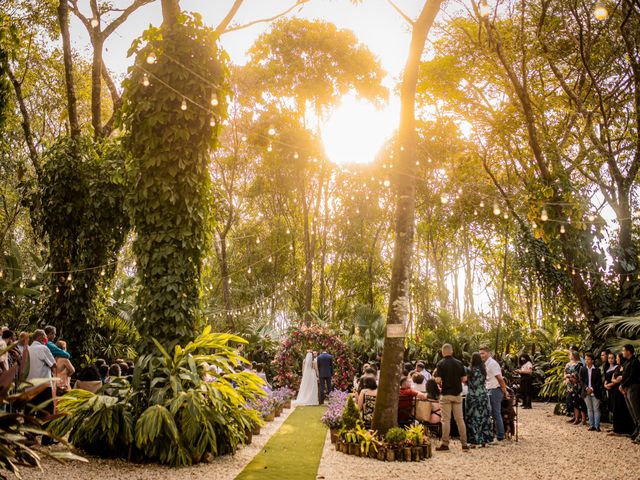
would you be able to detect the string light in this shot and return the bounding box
[210,93,219,107]
[541,209,549,222]
[560,224,566,234]
[142,74,150,87]
[440,194,449,204]
[146,52,157,64]
[294,152,299,159]
[241,135,248,142]
[383,180,391,187]
[268,125,276,136]
[588,213,596,222]
[267,143,273,152]
[209,117,216,127]
[480,201,485,208]
[181,98,187,111]
[594,1,608,20]
[493,203,501,216]
[90,18,99,28]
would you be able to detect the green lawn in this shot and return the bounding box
[235,406,327,480]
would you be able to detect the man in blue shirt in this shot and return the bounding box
[44,325,70,359]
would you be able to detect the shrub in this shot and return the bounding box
[321,390,348,429]
[384,427,406,446]
[51,327,265,466]
[342,394,360,430]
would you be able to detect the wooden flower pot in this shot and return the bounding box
[403,447,412,462]
[377,449,386,461]
[330,429,339,444]
[252,425,261,436]
[386,449,395,462]
[265,411,275,422]
[284,399,292,409]
[422,443,431,459]
[412,446,422,461]
[348,443,357,455]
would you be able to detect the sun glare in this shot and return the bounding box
[321,94,398,165]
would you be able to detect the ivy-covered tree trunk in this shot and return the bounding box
[122,14,228,352]
[372,0,442,435]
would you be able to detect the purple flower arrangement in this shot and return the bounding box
[321,390,349,429]
[271,387,294,406]
[247,395,279,419]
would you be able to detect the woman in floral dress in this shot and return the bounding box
[465,352,494,447]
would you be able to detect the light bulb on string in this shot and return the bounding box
[181,98,187,111]
[67,274,72,282]
[90,18,99,28]
[560,224,566,234]
[503,212,508,219]
[480,201,485,208]
[286,229,290,234]
[267,143,273,152]
[416,161,420,166]
[100,269,105,277]
[474,209,478,216]
[588,213,596,222]
[210,93,219,107]
[268,125,276,136]
[540,208,549,222]
[31,274,36,281]
[256,238,260,244]
[532,222,537,230]
[383,179,391,187]
[479,0,491,18]
[209,117,216,127]
[142,74,150,87]
[146,52,157,64]
[571,268,576,275]
[294,152,299,159]
[440,194,449,205]
[594,1,608,20]
[241,135,248,142]
[493,203,501,216]
[247,267,252,274]
[524,247,529,253]
[541,256,545,263]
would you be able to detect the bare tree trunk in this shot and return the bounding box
[372,0,442,435]
[494,224,509,354]
[57,0,80,138]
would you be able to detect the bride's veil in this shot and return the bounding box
[303,351,314,373]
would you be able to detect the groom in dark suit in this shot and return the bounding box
[316,350,334,404]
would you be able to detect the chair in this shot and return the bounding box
[398,394,416,427]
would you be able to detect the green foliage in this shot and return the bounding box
[384,427,406,446]
[51,327,265,466]
[29,136,128,356]
[121,13,230,352]
[404,424,425,446]
[342,394,360,430]
[0,349,86,478]
[597,315,640,352]
[539,348,570,401]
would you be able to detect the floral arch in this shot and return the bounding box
[272,325,355,391]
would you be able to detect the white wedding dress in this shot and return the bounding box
[294,352,319,406]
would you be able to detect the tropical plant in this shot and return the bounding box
[539,348,570,403]
[357,425,379,455]
[353,304,385,359]
[404,424,425,446]
[597,315,640,351]
[50,327,265,466]
[0,348,85,478]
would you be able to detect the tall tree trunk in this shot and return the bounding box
[91,35,104,138]
[302,193,313,322]
[494,224,509,354]
[57,0,80,138]
[372,0,442,435]
[161,0,181,26]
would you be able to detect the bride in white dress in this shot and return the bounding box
[294,351,319,406]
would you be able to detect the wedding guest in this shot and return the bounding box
[466,352,493,447]
[564,350,587,425]
[358,376,378,426]
[357,367,377,394]
[44,325,70,359]
[480,346,509,441]
[425,379,442,424]
[54,340,75,395]
[416,361,433,381]
[411,372,427,393]
[74,365,103,393]
[603,352,617,425]
[26,329,55,445]
[605,353,635,436]
[620,344,640,443]
[0,331,8,372]
[434,344,469,451]
[600,349,612,422]
[515,354,533,409]
[580,352,603,431]
[17,332,29,355]
[399,376,428,425]
[108,363,122,380]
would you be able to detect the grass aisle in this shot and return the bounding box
[235,406,327,480]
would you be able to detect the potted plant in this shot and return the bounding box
[405,424,425,461]
[344,428,358,455]
[321,393,346,443]
[377,444,386,461]
[385,427,406,462]
[357,426,378,458]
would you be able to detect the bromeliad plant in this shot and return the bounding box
[51,327,265,466]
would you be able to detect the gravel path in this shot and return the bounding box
[26,406,294,480]
[317,403,640,480]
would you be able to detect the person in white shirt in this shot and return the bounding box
[480,346,509,441]
[26,329,56,445]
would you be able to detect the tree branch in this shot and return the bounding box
[385,0,414,25]
[222,0,309,34]
[3,59,41,177]
[215,0,245,35]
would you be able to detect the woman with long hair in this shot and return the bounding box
[564,350,587,425]
[605,353,635,436]
[515,353,534,409]
[465,352,494,447]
